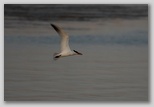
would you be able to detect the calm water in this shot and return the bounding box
[4,44,148,101]
[4,4,148,101]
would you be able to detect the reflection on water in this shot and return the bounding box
[5,31,148,45]
[4,4,148,101]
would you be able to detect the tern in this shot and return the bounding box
[51,24,82,60]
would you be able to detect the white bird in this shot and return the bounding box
[51,24,82,60]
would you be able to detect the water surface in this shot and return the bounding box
[4,4,148,101]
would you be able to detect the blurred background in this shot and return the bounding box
[4,4,148,101]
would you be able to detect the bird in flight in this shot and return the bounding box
[51,24,83,60]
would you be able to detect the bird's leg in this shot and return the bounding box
[55,55,61,58]
[53,55,61,60]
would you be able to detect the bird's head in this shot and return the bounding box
[73,50,83,55]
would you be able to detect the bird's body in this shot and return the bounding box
[51,24,82,60]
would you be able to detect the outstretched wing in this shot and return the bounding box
[51,24,71,52]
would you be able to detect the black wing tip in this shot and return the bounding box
[50,23,60,32]
[50,23,55,27]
